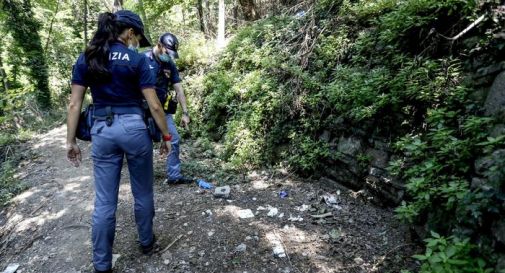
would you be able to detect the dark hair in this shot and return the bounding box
[84,12,131,82]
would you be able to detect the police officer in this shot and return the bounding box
[143,33,192,184]
[66,10,172,273]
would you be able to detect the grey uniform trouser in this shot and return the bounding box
[90,114,154,271]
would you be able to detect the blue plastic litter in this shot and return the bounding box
[279,190,289,198]
[197,179,214,189]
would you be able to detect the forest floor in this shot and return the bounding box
[0,125,420,273]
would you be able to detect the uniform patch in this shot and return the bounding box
[109,52,130,61]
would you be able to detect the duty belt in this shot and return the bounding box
[93,105,144,126]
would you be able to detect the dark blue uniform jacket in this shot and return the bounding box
[71,42,156,106]
[142,49,181,104]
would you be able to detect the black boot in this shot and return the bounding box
[141,234,157,255]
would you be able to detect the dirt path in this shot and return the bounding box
[0,125,419,273]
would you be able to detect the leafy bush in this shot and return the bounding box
[411,232,494,273]
[186,0,505,270]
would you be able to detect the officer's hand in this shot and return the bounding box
[159,141,171,155]
[67,142,82,167]
[181,114,190,130]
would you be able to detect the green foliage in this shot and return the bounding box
[2,0,51,109]
[186,0,505,271]
[0,160,26,206]
[413,232,494,273]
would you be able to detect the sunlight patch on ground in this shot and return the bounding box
[33,126,67,149]
[254,221,346,272]
[250,179,270,190]
[216,204,243,218]
[12,190,35,203]
[14,208,68,233]
[60,182,86,195]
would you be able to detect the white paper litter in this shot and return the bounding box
[3,264,20,273]
[267,207,279,217]
[238,209,255,219]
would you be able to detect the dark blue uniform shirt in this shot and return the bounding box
[71,42,156,105]
[142,49,181,104]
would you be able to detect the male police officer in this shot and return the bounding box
[144,33,192,184]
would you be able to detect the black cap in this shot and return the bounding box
[159,32,179,59]
[115,10,151,48]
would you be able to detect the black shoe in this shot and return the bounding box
[141,234,157,255]
[94,269,112,273]
[164,177,194,184]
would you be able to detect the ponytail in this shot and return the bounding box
[85,12,117,82]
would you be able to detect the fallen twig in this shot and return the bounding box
[159,234,184,254]
[30,200,47,216]
[438,14,486,41]
[18,234,44,254]
[62,224,90,230]
[310,212,333,219]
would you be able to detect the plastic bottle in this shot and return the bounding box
[197,179,213,189]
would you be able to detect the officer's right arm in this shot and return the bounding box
[66,56,87,167]
[67,84,86,144]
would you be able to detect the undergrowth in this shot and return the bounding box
[185,0,505,271]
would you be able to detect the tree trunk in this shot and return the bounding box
[45,0,60,52]
[113,0,123,12]
[217,0,225,48]
[232,4,239,29]
[197,0,205,33]
[2,0,51,109]
[204,0,213,38]
[0,51,6,116]
[238,0,259,21]
[0,56,7,93]
[137,0,152,44]
[83,0,88,48]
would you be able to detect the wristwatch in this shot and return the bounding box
[183,111,189,117]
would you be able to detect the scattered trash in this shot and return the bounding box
[278,213,285,218]
[267,207,279,217]
[2,264,19,273]
[252,197,257,201]
[235,243,247,252]
[238,209,255,219]
[257,206,267,211]
[213,186,231,198]
[112,254,121,269]
[295,204,310,212]
[266,234,287,258]
[329,229,341,240]
[354,257,364,265]
[273,244,286,257]
[288,215,303,222]
[197,179,213,189]
[295,10,306,18]
[311,212,333,219]
[279,190,289,198]
[207,230,215,237]
[205,209,213,216]
[322,193,343,210]
[322,194,337,206]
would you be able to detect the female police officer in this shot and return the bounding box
[66,10,172,273]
